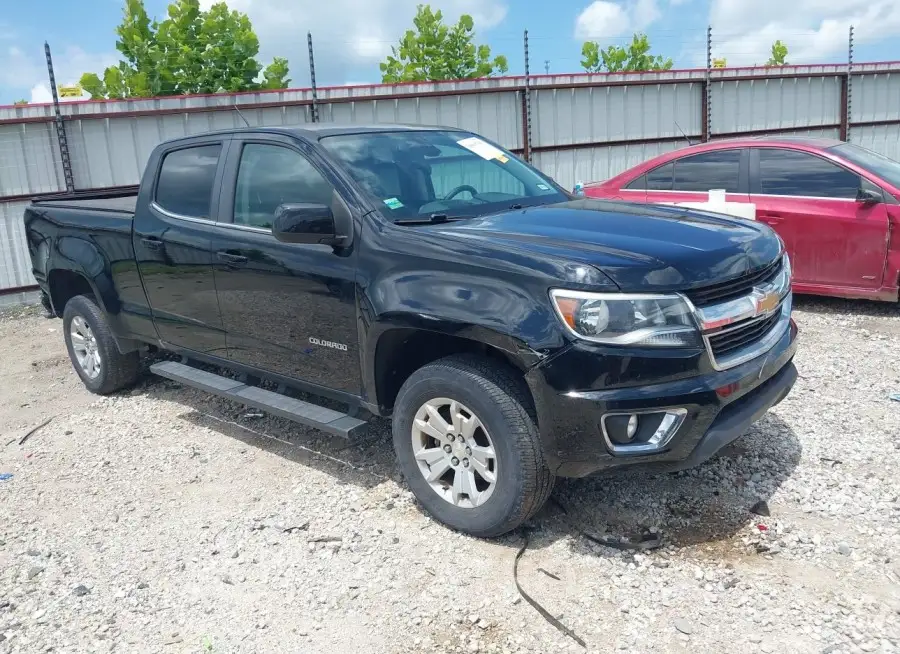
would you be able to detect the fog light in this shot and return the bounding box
[602,409,687,455]
[604,413,639,444]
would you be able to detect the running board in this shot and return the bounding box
[150,361,368,438]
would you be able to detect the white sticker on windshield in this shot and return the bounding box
[457,137,508,163]
[537,183,550,190]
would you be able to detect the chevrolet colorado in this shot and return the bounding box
[24,124,798,537]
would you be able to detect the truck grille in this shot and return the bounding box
[707,311,782,358]
[685,258,783,307]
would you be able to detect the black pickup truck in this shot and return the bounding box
[24,124,797,537]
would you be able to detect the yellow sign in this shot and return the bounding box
[59,85,82,98]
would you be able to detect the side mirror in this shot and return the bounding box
[272,203,346,246]
[856,187,881,205]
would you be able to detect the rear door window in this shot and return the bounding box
[671,150,742,193]
[155,144,222,218]
[624,174,646,190]
[646,163,674,191]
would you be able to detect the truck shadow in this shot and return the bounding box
[140,375,397,491]
[140,375,801,553]
[526,412,802,556]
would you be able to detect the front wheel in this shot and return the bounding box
[62,294,141,395]
[392,355,554,538]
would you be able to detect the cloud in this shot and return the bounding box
[574,0,663,40]
[710,0,900,65]
[633,0,661,31]
[575,2,631,39]
[200,0,508,86]
[30,84,52,104]
[1,43,117,103]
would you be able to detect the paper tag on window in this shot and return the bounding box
[457,137,508,163]
[383,197,404,209]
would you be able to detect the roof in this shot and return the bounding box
[241,123,460,138]
[280,123,459,137]
[693,135,844,149]
[159,122,463,147]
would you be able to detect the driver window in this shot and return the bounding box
[234,143,333,229]
[429,147,526,199]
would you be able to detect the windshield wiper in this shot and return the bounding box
[393,213,471,225]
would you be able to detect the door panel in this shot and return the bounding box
[751,148,890,289]
[212,227,359,392]
[753,195,888,287]
[212,138,360,393]
[133,141,228,355]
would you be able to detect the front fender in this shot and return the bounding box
[361,269,567,403]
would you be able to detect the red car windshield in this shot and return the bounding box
[830,143,900,190]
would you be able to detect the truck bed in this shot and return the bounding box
[34,194,137,215]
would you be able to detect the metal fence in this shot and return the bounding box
[2,60,900,299]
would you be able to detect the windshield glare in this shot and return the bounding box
[319,130,566,220]
[831,142,900,190]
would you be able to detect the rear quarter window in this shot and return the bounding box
[155,144,222,218]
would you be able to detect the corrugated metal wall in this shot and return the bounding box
[532,82,702,148]
[711,76,842,134]
[0,200,35,291]
[2,63,900,296]
[0,123,65,197]
[533,140,684,190]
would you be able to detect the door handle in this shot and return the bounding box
[217,251,248,265]
[141,236,165,251]
[759,214,783,224]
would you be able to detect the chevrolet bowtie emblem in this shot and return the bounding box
[754,290,780,314]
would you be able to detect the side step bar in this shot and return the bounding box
[150,361,368,438]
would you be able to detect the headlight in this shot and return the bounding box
[550,290,700,347]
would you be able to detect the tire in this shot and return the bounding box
[392,355,554,538]
[62,294,141,395]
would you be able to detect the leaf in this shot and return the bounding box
[379,4,509,82]
[581,32,673,73]
[766,40,789,66]
[79,73,107,99]
[79,0,287,98]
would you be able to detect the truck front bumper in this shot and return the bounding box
[526,317,798,478]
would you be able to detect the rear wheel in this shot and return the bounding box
[392,355,554,538]
[62,295,141,395]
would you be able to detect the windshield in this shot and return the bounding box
[319,130,567,220]
[830,142,900,189]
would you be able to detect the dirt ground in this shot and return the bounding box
[1,298,899,654]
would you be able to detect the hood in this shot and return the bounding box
[433,199,783,291]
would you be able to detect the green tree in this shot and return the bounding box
[766,40,788,66]
[380,4,508,83]
[13,99,28,105]
[79,0,290,99]
[581,33,673,73]
[261,57,291,89]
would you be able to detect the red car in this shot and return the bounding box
[585,137,900,302]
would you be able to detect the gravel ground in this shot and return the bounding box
[1,298,899,654]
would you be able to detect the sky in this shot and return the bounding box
[1,0,899,105]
